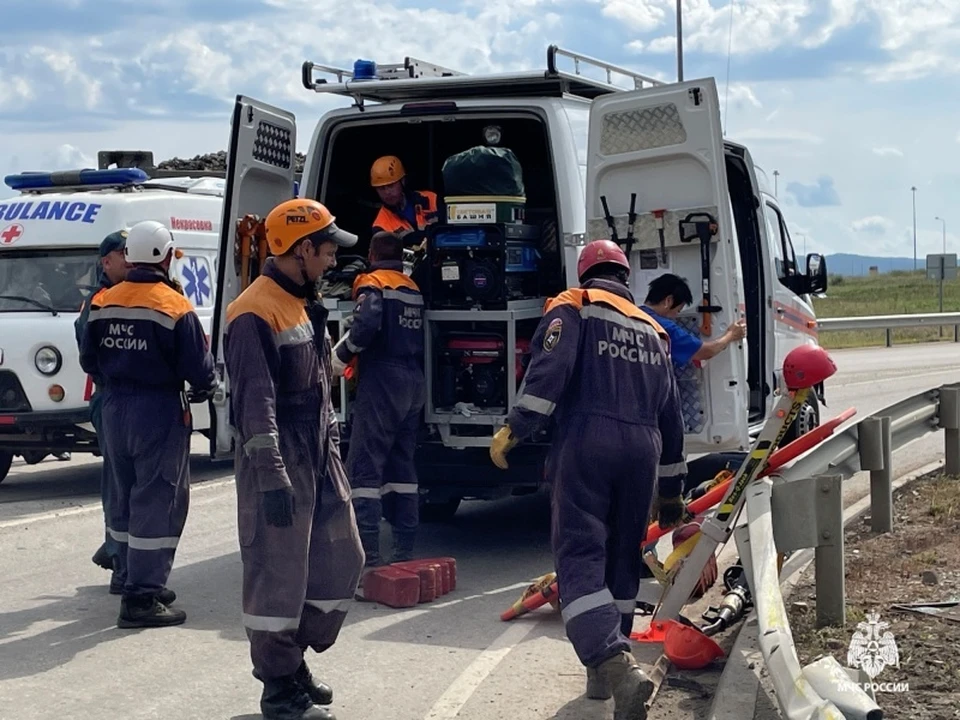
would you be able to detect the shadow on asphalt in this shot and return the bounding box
[0,490,559,682]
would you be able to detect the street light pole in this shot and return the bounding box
[676,0,684,82]
[935,215,947,254]
[911,186,917,271]
[773,170,780,197]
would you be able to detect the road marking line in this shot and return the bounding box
[0,478,235,530]
[424,618,541,719]
[835,367,958,389]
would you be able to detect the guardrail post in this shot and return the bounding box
[955,324,959,343]
[858,416,894,532]
[771,474,845,628]
[939,387,960,476]
[814,475,845,628]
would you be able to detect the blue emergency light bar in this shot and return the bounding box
[4,167,150,191]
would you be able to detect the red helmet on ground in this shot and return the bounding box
[663,620,724,670]
[782,344,836,390]
[577,240,630,282]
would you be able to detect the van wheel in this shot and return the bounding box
[785,394,820,444]
[0,451,12,485]
[420,497,462,523]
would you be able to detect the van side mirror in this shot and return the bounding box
[805,253,827,295]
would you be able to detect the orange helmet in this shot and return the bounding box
[263,199,358,255]
[370,155,406,187]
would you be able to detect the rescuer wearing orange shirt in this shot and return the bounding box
[369,155,440,248]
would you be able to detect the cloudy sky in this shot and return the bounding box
[1,0,957,261]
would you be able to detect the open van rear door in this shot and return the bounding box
[584,78,750,452]
[209,95,297,459]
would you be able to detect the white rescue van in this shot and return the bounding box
[210,46,828,517]
[0,165,224,483]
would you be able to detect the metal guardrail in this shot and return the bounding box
[818,312,960,346]
[737,381,960,719]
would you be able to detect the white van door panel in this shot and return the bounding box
[584,78,749,452]
[210,95,297,459]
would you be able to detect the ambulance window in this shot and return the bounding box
[763,203,786,280]
[0,249,99,313]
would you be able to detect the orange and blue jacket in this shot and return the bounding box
[79,267,216,396]
[335,261,424,375]
[505,278,688,497]
[372,190,439,236]
[223,259,340,493]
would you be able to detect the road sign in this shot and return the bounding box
[926,253,957,281]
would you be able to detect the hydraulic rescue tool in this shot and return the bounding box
[652,209,667,265]
[679,212,723,336]
[642,344,838,627]
[623,192,638,258]
[499,397,854,623]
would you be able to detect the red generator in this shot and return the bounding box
[435,333,531,409]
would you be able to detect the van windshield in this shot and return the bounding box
[0,248,100,313]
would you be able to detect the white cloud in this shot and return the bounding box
[872,147,904,157]
[851,216,894,234]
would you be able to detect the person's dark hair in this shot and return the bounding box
[645,273,693,308]
[369,231,404,262]
[580,262,629,286]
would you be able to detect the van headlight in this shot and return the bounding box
[35,346,62,376]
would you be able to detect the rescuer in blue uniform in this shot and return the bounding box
[75,229,130,584]
[489,240,688,720]
[224,199,364,720]
[332,231,425,573]
[80,220,217,629]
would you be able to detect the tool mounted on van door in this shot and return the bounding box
[236,214,267,292]
[652,209,667,265]
[623,192,638,257]
[599,195,620,244]
[679,212,722,336]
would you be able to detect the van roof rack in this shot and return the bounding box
[302,45,663,106]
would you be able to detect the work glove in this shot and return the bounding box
[262,487,296,528]
[657,493,687,530]
[489,425,518,470]
[187,380,219,404]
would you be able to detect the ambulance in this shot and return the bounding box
[209,45,828,517]
[0,162,224,484]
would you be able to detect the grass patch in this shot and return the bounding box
[814,270,960,349]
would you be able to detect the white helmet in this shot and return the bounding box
[124,220,176,264]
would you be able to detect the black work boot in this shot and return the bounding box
[260,675,335,720]
[596,650,654,720]
[392,529,416,563]
[91,543,113,570]
[295,660,333,705]
[110,582,176,605]
[586,666,612,700]
[117,595,186,629]
[358,529,381,567]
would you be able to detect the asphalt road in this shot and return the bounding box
[0,343,956,720]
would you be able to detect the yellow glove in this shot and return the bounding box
[490,425,518,470]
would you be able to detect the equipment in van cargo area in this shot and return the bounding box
[435,333,532,410]
[427,224,540,309]
[442,146,526,226]
[441,146,525,198]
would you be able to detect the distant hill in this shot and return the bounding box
[824,254,920,277]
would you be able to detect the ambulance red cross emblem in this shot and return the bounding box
[0,223,23,245]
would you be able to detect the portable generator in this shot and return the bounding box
[434,332,532,409]
[427,223,540,309]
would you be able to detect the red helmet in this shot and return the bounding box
[577,240,630,281]
[782,344,836,390]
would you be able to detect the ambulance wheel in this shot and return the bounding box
[0,451,12,485]
[420,497,462,523]
[785,394,820,444]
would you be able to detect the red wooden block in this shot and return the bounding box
[392,560,442,600]
[363,566,420,608]
[433,557,457,592]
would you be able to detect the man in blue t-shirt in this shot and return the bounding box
[640,274,745,370]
